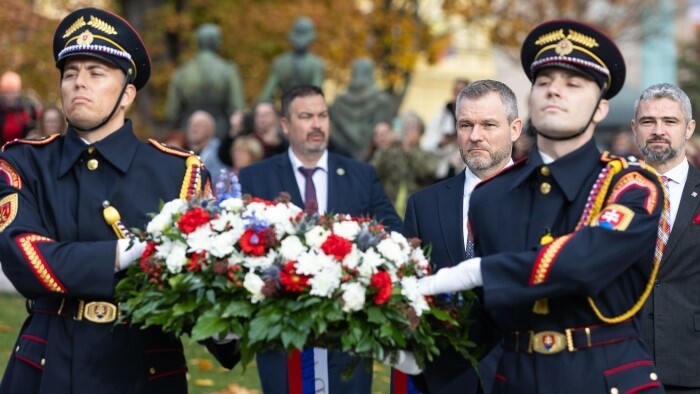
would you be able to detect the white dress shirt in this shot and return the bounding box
[288,149,329,214]
[662,159,689,230]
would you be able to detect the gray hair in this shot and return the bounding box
[634,83,693,124]
[456,79,519,123]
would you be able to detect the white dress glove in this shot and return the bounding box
[213,332,241,344]
[382,350,422,375]
[418,257,483,295]
[116,238,146,272]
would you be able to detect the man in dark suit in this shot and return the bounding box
[403,79,522,393]
[0,8,210,394]
[238,84,401,393]
[634,83,700,393]
[417,20,665,393]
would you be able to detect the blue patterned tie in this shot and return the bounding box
[465,221,475,259]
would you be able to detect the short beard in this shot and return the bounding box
[461,144,511,175]
[640,145,679,164]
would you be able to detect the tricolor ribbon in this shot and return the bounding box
[288,348,329,394]
[391,369,421,394]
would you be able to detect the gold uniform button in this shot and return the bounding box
[87,147,95,154]
[149,367,156,375]
[540,182,551,194]
[610,388,619,394]
[650,372,658,381]
[540,166,551,176]
[87,159,99,171]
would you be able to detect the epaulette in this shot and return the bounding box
[2,134,61,152]
[147,138,195,159]
[474,156,528,190]
[147,139,206,201]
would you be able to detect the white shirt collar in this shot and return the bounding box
[663,158,689,186]
[287,149,329,173]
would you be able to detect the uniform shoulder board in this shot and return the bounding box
[2,134,61,152]
[600,151,643,170]
[148,138,195,159]
[474,156,529,190]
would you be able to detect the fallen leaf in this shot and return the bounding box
[194,378,215,387]
[199,358,214,371]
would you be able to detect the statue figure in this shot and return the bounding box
[166,23,245,139]
[258,17,325,101]
[329,58,395,160]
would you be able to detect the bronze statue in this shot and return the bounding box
[330,58,395,159]
[166,23,245,139]
[258,17,325,101]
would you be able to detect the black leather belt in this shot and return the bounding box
[31,297,120,324]
[502,320,638,355]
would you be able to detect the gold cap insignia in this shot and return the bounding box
[63,16,87,39]
[555,38,573,56]
[77,30,94,46]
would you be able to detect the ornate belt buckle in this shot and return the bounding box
[531,331,567,354]
[82,301,117,323]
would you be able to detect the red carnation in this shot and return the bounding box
[370,271,393,305]
[187,251,205,272]
[176,207,211,234]
[239,228,268,256]
[280,261,310,293]
[321,233,353,261]
[138,242,162,279]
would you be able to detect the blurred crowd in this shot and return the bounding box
[4,18,700,221]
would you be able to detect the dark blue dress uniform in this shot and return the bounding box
[0,7,212,394]
[0,123,207,394]
[467,20,666,394]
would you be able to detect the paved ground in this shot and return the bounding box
[0,265,16,293]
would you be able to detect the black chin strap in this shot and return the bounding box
[70,75,131,133]
[534,83,608,141]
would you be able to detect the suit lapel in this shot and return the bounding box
[438,172,465,266]
[663,164,700,262]
[278,155,304,208]
[326,155,346,214]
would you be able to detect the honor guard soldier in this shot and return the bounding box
[0,8,220,394]
[418,20,666,393]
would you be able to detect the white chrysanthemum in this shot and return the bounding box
[401,277,430,317]
[261,203,301,235]
[280,235,307,261]
[210,211,234,232]
[309,262,342,298]
[146,212,172,235]
[357,248,384,279]
[243,272,266,303]
[333,220,361,241]
[187,225,213,253]
[155,239,174,259]
[219,197,244,212]
[244,201,269,217]
[209,230,237,258]
[241,250,278,270]
[305,226,330,249]
[296,250,333,276]
[165,241,188,274]
[342,244,361,270]
[341,282,366,312]
[410,248,430,274]
[161,199,188,216]
[227,250,246,266]
[377,232,410,267]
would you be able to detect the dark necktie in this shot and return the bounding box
[298,167,319,213]
[465,220,475,259]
